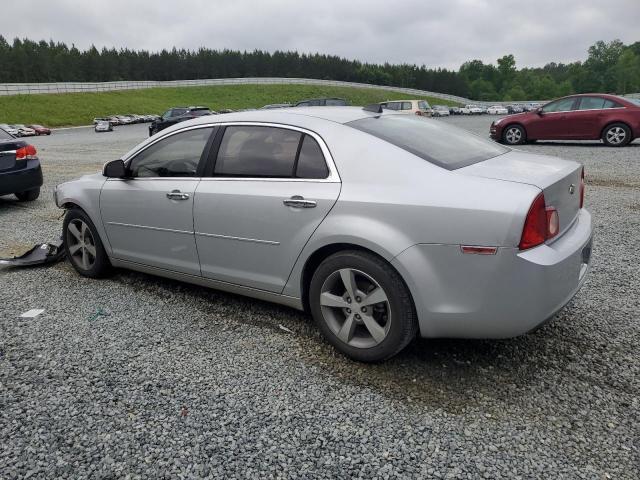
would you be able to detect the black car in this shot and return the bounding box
[0,127,43,201]
[149,106,214,136]
[294,97,348,107]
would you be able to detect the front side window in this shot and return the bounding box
[128,127,213,177]
[418,101,431,110]
[347,115,508,170]
[542,98,576,113]
[215,126,302,177]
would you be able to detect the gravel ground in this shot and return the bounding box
[1,117,638,479]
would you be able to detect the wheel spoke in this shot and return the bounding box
[360,287,388,307]
[81,248,89,269]
[85,243,96,257]
[361,313,386,344]
[80,221,87,241]
[68,222,82,241]
[320,292,350,309]
[337,313,356,343]
[68,243,82,255]
[339,269,358,299]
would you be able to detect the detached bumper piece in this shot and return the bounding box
[0,239,65,268]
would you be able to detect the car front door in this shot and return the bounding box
[100,126,215,275]
[527,97,579,139]
[193,124,341,293]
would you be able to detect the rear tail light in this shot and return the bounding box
[519,193,559,250]
[15,145,37,161]
[580,167,585,208]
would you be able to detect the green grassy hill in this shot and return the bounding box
[0,84,459,127]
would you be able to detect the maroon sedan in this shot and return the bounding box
[490,94,640,147]
[27,124,51,136]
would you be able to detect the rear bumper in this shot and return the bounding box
[392,209,593,338]
[0,160,43,196]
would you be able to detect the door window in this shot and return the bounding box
[542,98,577,113]
[295,135,329,179]
[401,102,413,110]
[214,126,302,177]
[128,127,213,177]
[383,102,400,111]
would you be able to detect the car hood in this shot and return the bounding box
[495,112,534,123]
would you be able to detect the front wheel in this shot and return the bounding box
[15,188,40,202]
[309,250,417,362]
[63,208,111,278]
[602,123,631,147]
[502,124,526,145]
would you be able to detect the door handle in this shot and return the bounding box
[166,189,190,200]
[283,195,317,208]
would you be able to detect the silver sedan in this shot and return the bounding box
[54,107,593,362]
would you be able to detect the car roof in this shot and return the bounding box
[559,93,636,105]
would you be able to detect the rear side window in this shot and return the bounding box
[383,102,400,111]
[325,98,347,106]
[191,109,212,116]
[296,135,329,179]
[401,102,412,110]
[129,127,213,177]
[347,115,508,170]
[215,126,302,177]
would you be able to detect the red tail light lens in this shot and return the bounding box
[15,145,37,161]
[579,168,585,208]
[519,193,560,250]
[519,193,547,250]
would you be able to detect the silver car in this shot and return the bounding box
[54,107,593,362]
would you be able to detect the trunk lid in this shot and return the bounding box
[459,150,583,237]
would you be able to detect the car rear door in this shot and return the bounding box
[100,126,216,275]
[571,97,621,139]
[193,124,340,293]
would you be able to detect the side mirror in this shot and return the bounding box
[103,159,126,178]
[535,107,544,115]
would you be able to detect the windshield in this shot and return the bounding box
[347,114,508,170]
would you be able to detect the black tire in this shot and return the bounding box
[602,123,631,147]
[15,188,40,202]
[63,208,111,278]
[309,250,418,362]
[502,124,526,145]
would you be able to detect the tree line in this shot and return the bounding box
[0,36,638,101]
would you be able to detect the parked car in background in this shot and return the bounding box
[27,124,52,136]
[294,98,348,107]
[0,124,20,136]
[262,104,293,109]
[507,105,524,114]
[380,100,432,116]
[0,127,42,201]
[218,109,235,114]
[459,106,472,115]
[487,105,509,115]
[95,120,113,133]
[449,106,461,115]
[491,93,640,146]
[465,105,483,115]
[13,125,36,137]
[148,106,214,136]
[431,105,451,117]
[55,106,591,362]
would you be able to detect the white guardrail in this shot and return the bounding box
[0,77,476,103]
[0,77,635,105]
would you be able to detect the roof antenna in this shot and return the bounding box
[363,104,383,113]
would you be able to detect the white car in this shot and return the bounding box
[0,124,20,136]
[459,106,472,115]
[465,105,483,115]
[13,124,36,137]
[487,105,509,115]
[431,106,451,117]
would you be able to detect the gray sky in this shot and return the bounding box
[5,0,639,70]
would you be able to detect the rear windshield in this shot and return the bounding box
[347,114,508,170]
[0,128,13,140]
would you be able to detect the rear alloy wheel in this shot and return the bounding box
[63,209,110,278]
[602,123,631,147]
[15,188,40,202]
[503,124,526,145]
[309,250,417,362]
